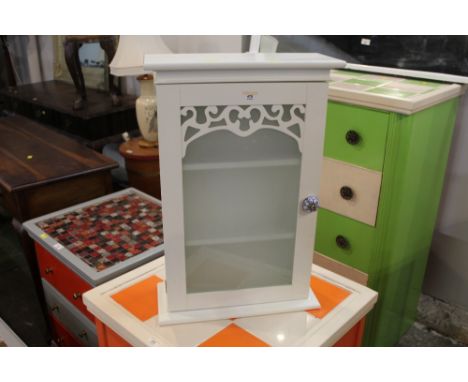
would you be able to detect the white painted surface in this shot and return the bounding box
[155,74,331,313]
[145,52,345,73]
[157,284,319,326]
[346,63,468,84]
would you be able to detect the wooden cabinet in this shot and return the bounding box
[0,80,138,149]
[315,70,463,346]
[145,53,345,324]
[23,188,165,346]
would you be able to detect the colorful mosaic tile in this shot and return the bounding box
[36,193,163,272]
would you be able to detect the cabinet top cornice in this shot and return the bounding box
[145,53,345,71]
[144,53,345,84]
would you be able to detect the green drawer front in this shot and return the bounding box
[325,101,389,171]
[314,208,377,273]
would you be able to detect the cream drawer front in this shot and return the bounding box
[319,157,382,226]
[42,279,98,347]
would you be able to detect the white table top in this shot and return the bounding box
[83,257,378,346]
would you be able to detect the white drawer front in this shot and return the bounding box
[42,279,98,347]
[319,157,382,226]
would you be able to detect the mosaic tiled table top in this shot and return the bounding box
[328,69,462,114]
[35,191,163,272]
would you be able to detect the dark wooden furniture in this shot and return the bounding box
[0,36,16,88]
[0,80,138,150]
[0,115,118,339]
[63,35,120,110]
[119,137,161,199]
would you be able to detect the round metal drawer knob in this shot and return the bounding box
[336,235,350,249]
[345,130,361,145]
[44,267,53,275]
[302,195,319,213]
[340,186,354,200]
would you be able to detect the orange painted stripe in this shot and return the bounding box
[199,323,269,347]
[111,275,163,321]
[307,276,351,318]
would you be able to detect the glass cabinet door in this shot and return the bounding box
[183,126,302,294]
[181,103,305,293]
[157,81,327,313]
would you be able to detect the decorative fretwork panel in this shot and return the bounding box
[181,105,305,157]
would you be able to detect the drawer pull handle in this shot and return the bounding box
[336,235,350,249]
[72,292,82,300]
[51,305,60,313]
[45,267,54,275]
[78,330,88,339]
[302,195,319,213]
[345,130,361,145]
[340,186,354,200]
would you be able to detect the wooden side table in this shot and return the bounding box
[0,115,117,340]
[119,137,161,199]
[83,258,378,347]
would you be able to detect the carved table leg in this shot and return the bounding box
[63,39,87,111]
[99,37,121,107]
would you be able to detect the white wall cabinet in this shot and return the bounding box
[145,53,345,324]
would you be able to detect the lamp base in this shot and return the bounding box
[138,138,158,148]
[136,74,158,145]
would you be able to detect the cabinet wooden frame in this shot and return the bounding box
[157,81,331,313]
[146,53,345,322]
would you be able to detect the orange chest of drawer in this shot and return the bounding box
[36,243,94,321]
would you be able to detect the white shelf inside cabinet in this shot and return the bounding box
[185,232,295,247]
[183,158,301,171]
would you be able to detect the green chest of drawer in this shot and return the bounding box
[315,86,460,346]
